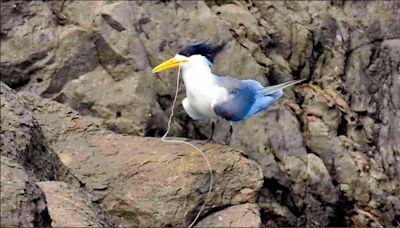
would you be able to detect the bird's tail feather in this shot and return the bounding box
[261,79,305,95]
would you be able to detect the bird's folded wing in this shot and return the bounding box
[212,77,304,122]
[212,78,281,122]
[212,88,255,122]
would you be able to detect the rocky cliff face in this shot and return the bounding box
[1,0,399,227]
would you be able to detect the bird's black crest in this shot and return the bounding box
[178,43,217,63]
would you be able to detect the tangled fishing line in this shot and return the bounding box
[160,65,213,228]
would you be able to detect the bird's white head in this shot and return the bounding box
[152,43,216,74]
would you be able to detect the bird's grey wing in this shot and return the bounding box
[212,77,258,122]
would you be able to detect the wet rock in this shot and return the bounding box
[195,203,261,227]
[37,181,112,227]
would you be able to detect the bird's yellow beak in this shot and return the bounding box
[152,57,189,73]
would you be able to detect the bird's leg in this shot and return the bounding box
[207,121,215,142]
[228,125,233,145]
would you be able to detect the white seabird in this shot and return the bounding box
[152,43,304,140]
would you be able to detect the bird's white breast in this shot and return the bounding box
[182,68,227,120]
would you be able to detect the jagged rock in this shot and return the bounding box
[60,64,154,135]
[195,203,262,227]
[231,104,341,226]
[37,181,112,227]
[341,2,400,50]
[342,39,400,226]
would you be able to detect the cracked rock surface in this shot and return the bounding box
[1,0,400,227]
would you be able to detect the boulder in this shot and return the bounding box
[22,92,264,227]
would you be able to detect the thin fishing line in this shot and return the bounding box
[161,64,213,228]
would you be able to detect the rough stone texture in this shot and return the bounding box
[0,82,113,227]
[196,203,262,227]
[1,156,49,227]
[0,1,57,88]
[1,1,155,135]
[37,181,111,227]
[1,0,400,227]
[1,82,56,227]
[1,81,65,182]
[22,93,263,227]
